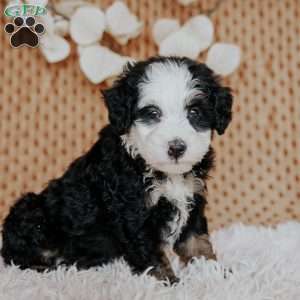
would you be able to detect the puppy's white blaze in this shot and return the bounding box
[124,60,211,175]
[138,61,201,109]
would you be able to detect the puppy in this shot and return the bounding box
[1,57,233,283]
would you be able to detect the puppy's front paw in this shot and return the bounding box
[148,266,179,285]
[175,233,216,265]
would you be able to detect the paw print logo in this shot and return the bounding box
[4,16,45,48]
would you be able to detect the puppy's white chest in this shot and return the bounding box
[146,173,203,245]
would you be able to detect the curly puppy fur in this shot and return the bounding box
[1,57,233,282]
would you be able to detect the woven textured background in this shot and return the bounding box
[0,0,299,230]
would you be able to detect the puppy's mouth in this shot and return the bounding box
[173,157,182,164]
[151,161,193,174]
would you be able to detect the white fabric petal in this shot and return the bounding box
[177,0,197,5]
[70,6,105,45]
[54,1,89,18]
[159,15,214,59]
[77,43,99,56]
[40,34,70,63]
[152,18,180,46]
[79,45,134,84]
[53,16,69,37]
[181,15,214,52]
[159,30,203,59]
[206,43,241,76]
[105,1,143,45]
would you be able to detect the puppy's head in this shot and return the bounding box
[103,57,233,174]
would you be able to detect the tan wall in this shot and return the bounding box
[0,0,299,230]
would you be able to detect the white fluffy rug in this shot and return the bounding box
[0,222,300,300]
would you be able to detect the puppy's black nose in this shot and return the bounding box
[168,139,186,160]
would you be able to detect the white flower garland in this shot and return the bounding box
[5,0,241,83]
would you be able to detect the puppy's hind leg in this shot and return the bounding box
[1,193,56,270]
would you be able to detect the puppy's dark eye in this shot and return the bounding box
[137,105,162,123]
[187,105,211,131]
[187,106,203,119]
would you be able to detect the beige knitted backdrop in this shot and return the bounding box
[0,0,299,230]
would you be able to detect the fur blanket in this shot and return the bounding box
[0,222,299,300]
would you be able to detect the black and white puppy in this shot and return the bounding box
[1,57,233,283]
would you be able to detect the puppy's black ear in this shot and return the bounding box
[212,85,233,135]
[101,63,138,134]
[188,61,233,135]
